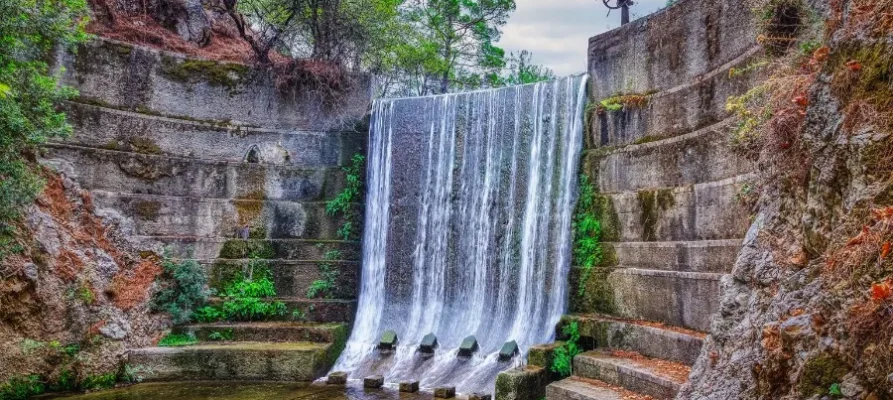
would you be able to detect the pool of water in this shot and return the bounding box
[44,381,433,400]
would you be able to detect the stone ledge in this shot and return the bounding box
[173,322,347,344]
[563,314,705,366]
[128,342,333,382]
[44,144,348,202]
[608,269,725,332]
[89,190,353,240]
[139,236,360,260]
[588,118,754,192]
[545,377,627,400]
[601,175,754,242]
[606,240,741,274]
[63,102,366,167]
[573,351,683,399]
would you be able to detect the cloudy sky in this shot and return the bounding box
[498,0,667,76]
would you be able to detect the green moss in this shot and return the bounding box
[80,374,118,391]
[128,137,161,155]
[570,245,618,314]
[158,333,199,347]
[637,188,676,242]
[133,200,161,222]
[218,239,276,260]
[160,55,249,93]
[798,354,849,396]
[632,135,664,145]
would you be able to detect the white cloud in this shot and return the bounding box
[497,0,668,76]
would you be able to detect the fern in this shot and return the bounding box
[326,154,365,240]
[573,175,603,296]
[551,322,583,377]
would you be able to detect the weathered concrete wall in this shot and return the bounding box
[42,39,367,318]
[573,0,759,334]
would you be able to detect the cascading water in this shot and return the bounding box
[335,75,589,394]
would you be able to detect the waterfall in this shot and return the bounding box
[334,75,589,394]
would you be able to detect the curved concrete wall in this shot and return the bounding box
[574,0,759,333]
[42,39,367,318]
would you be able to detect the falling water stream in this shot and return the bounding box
[335,75,589,394]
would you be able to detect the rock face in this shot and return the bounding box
[680,1,893,399]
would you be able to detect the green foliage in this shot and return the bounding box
[573,175,603,296]
[327,154,365,240]
[77,283,95,305]
[158,333,198,347]
[80,374,117,391]
[208,329,234,341]
[308,249,343,299]
[0,0,89,260]
[728,61,769,78]
[0,375,45,400]
[194,260,287,322]
[487,51,555,87]
[551,322,582,378]
[152,257,212,324]
[828,383,842,397]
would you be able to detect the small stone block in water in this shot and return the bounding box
[364,375,384,388]
[498,340,519,361]
[458,335,479,357]
[469,393,492,400]
[327,372,348,384]
[399,381,420,393]
[379,330,398,350]
[434,387,456,398]
[419,333,438,353]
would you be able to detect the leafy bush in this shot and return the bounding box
[0,0,89,260]
[573,175,603,296]
[308,249,342,299]
[158,333,198,347]
[152,257,212,324]
[0,375,45,400]
[326,154,365,240]
[207,329,234,341]
[194,262,287,322]
[551,322,582,378]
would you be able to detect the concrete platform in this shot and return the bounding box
[173,322,348,344]
[128,342,334,381]
[564,314,705,366]
[573,351,686,399]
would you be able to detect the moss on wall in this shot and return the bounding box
[637,188,676,242]
[133,200,161,222]
[798,354,850,396]
[569,245,618,314]
[159,55,249,93]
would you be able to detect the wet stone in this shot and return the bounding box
[328,371,348,384]
[364,375,384,389]
[498,340,519,361]
[399,381,420,393]
[419,333,438,353]
[469,393,492,400]
[379,330,398,350]
[459,335,478,357]
[434,387,456,399]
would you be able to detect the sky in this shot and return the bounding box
[498,0,668,76]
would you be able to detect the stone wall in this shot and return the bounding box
[43,39,368,321]
[573,0,760,333]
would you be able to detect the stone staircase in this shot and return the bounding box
[130,322,347,381]
[541,0,760,398]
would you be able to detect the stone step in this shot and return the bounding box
[587,119,753,193]
[573,351,689,400]
[206,298,356,323]
[606,240,740,274]
[44,143,349,202]
[139,236,360,261]
[89,190,355,240]
[201,259,359,299]
[128,342,335,382]
[546,377,650,400]
[173,322,347,344]
[563,314,705,366]
[598,175,753,243]
[606,268,724,332]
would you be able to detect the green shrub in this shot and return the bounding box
[153,257,212,324]
[158,333,198,347]
[194,262,287,322]
[327,154,365,240]
[0,0,89,261]
[308,249,342,299]
[0,375,45,400]
[551,322,582,378]
[207,329,234,341]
